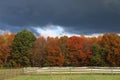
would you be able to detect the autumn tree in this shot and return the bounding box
[32,36,46,67]
[58,36,68,66]
[82,37,92,66]
[0,35,4,66]
[101,33,120,66]
[66,36,86,66]
[0,32,15,67]
[11,30,36,67]
[45,37,64,66]
[1,30,120,67]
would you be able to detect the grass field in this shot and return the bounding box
[0,68,23,80]
[1,67,120,80]
[6,74,120,80]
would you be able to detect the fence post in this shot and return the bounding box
[69,67,72,80]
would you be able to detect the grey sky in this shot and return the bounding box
[0,0,120,35]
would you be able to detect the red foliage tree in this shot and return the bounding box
[32,36,46,67]
[45,37,64,66]
[66,36,86,66]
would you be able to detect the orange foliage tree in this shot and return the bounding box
[45,37,64,66]
[1,31,120,67]
[0,32,15,67]
[66,36,86,66]
[101,33,120,66]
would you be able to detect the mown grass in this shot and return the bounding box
[6,74,120,80]
[1,67,120,80]
[0,68,23,80]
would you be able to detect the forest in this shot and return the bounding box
[0,30,120,68]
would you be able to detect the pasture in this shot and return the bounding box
[0,67,120,80]
[6,74,120,80]
[0,68,23,80]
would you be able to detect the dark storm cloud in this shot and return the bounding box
[0,0,120,34]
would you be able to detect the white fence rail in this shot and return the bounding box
[23,67,120,74]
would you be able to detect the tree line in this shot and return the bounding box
[0,30,120,68]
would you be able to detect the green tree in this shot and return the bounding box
[11,30,36,67]
[90,43,102,66]
[58,36,68,66]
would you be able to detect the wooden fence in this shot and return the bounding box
[0,67,120,80]
[23,67,120,74]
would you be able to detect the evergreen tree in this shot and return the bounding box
[11,30,36,67]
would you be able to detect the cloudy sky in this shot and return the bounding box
[0,0,120,37]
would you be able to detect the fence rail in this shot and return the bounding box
[0,67,120,80]
[23,67,120,74]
